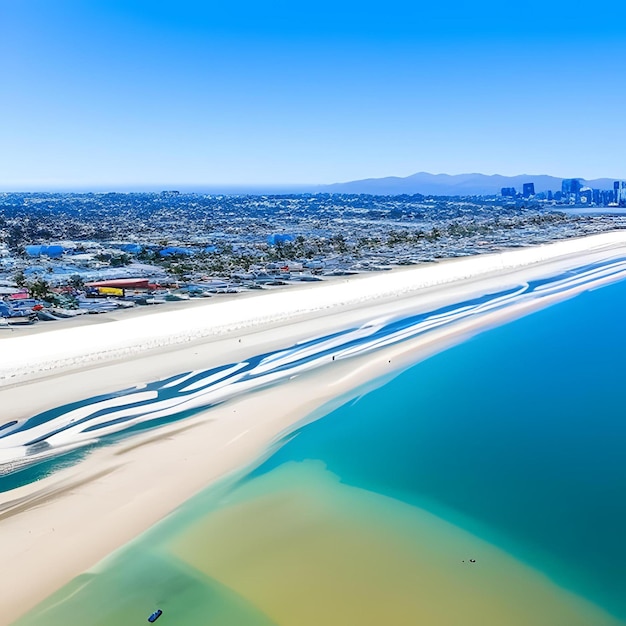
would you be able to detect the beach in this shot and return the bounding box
[3,231,626,624]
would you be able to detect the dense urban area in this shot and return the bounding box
[1,190,626,325]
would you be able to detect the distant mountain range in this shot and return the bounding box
[319,172,618,196]
[27,172,619,196]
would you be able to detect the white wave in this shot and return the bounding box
[4,243,626,474]
[0,391,158,449]
[179,363,248,392]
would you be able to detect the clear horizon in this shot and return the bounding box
[2,0,626,188]
[1,171,623,195]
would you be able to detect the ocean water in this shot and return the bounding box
[250,280,626,619]
[14,277,626,625]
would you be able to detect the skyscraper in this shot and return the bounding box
[593,189,601,205]
[580,187,593,204]
[522,182,535,198]
[614,181,626,207]
[562,179,583,195]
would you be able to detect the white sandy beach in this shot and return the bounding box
[2,231,626,624]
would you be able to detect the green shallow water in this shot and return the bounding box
[14,278,626,625]
[15,527,279,626]
[14,462,621,626]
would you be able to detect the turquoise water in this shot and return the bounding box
[13,276,626,625]
[248,279,626,620]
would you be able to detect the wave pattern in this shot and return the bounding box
[2,256,626,478]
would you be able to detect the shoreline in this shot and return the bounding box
[3,231,626,623]
[3,231,626,389]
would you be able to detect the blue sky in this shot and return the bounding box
[1,0,626,189]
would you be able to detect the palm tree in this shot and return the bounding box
[28,278,52,301]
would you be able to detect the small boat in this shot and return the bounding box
[148,609,163,623]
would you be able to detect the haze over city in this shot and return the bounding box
[2,0,626,190]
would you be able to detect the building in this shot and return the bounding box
[592,189,600,204]
[24,244,64,258]
[522,183,535,198]
[561,179,583,195]
[614,181,626,207]
[601,189,615,205]
[501,187,517,198]
[580,187,593,204]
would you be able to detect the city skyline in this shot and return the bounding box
[2,0,626,189]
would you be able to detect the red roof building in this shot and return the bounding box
[86,278,152,289]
